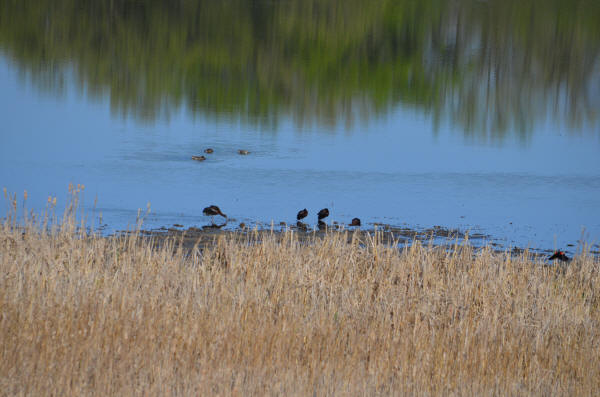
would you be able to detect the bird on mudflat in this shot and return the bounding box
[297,208,308,221]
[349,218,361,227]
[203,205,227,223]
[549,250,570,262]
[317,208,329,221]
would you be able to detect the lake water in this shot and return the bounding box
[1,1,599,252]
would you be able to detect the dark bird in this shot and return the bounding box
[238,149,250,155]
[318,208,329,221]
[204,148,214,154]
[318,220,327,230]
[191,155,206,161]
[549,250,570,262]
[203,205,227,223]
[297,208,308,221]
[349,218,361,227]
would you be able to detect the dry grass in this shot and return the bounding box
[1,195,599,396]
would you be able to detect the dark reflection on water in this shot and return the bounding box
[1,0,599,137]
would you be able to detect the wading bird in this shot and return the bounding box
[297,208,308,221]
[349,218,361,227]
[318,208,329,221]
[203,205,227,223]
[549,250,570,262]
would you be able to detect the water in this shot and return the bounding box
[1,0,599,252]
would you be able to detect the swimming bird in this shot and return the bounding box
[349,218,361,227]
[191,155,206,161]
[297,208,308,221]
[203,205,227,223]
[549,250,570,262]
[204,148,214,154]
[238,149,250,155]
[318,208,329,221]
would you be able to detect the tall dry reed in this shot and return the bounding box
[1,192,599,396]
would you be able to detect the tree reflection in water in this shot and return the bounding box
[0,0,598,137]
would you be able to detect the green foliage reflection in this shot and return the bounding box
[1,0,598,136]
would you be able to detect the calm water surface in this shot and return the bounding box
[1,1,599,251]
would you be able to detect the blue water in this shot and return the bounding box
[1,56,599,252]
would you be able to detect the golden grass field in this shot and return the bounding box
[1,192,599,396]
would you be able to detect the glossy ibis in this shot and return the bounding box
[349,218,361,227]
[549,250,570,262]
[203,205,227,223]
[297,208,308,221]
[191,155,206,161]
[318,208,329,221]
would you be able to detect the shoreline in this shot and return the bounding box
[3,216,596,258]
[126,222,596,259]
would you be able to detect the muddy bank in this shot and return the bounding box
[125,221,582,259]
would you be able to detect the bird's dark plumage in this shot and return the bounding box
[349,218,361,227]
[549,250,570,262]
[297,208,308,221]
[203,205,227,218]
[317,208,329,220]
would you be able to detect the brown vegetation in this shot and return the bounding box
[1,197,599,395]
